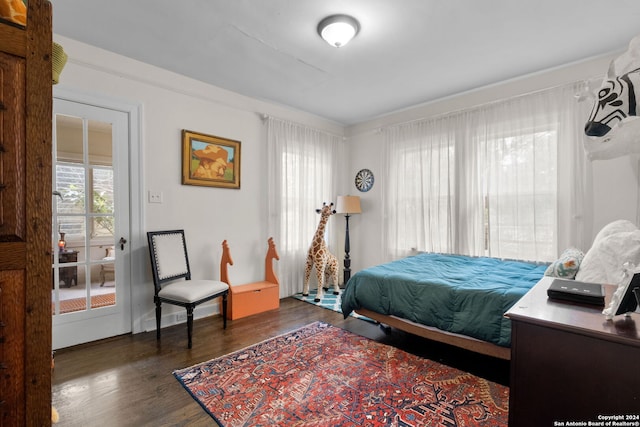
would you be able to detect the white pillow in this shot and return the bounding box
[591,219,638,247]
[575,229,640,284]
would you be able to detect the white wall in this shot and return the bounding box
[345,52,640,272]
[54,35,344,334]
[55,34,640,336]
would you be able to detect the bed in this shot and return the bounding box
[341,252,547,360]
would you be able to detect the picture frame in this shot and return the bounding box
[603,267,640,319]
[182,130,241,189]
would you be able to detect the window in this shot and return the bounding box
[266,117,345,296]
[280,151,335,251]
[482,129,557,261]
[54,114,115,249]
[385,83,586,263]
[387,134,455,256]
[56,164,114,240]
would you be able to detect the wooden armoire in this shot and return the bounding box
[0,0,53,425]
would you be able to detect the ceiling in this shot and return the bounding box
[52,0,640,126]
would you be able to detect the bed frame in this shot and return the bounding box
[355,308,511,360]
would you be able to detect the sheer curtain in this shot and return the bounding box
[384,81,592,262]
[383,119,457,258]
[266,117,346,297]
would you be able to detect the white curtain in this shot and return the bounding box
[383,81,593,262]
[266,117,346,297]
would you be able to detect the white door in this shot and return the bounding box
[52,98,131,349]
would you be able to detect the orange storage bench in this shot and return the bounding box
[219,238,280,320]
[227,281,279,320]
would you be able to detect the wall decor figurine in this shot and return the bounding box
[182,130,241,188]
[584,34,640,160]
[303,202,340,302]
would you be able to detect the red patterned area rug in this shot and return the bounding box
[173,321,509,427]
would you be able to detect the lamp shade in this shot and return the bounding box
[317,15,359,48]
[336,195,362,214]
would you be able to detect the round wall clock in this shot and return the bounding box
[355,168,374,192]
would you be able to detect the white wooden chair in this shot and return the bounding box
[147,230,229,348]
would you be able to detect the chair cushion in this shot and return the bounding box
[158,279,228,303]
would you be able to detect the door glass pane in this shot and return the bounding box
[56,114,83,163]
[88,120,112,166]
[56,165,85,215]
[91,168,114,238]
[53,114,116,315]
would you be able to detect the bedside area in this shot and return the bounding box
[505,277,640,427]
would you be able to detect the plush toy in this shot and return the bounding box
[303,202,340,302]
[584,34,640,160]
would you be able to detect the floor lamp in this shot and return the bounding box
[336,195,362,286]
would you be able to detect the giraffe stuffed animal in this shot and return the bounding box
[303,202,340,302]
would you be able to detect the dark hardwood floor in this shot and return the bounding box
[52,297,509,426]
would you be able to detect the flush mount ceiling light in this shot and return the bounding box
[317,14,360,48]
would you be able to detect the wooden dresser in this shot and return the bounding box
[505,277,640,427]
[0,1,52,425]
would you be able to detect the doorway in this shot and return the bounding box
[52,97,132,349]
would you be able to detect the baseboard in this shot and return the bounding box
[142,303,220,332]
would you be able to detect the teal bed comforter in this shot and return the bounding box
[341,253,547,347]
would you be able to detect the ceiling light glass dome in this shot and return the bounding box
[317,15,360,48]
